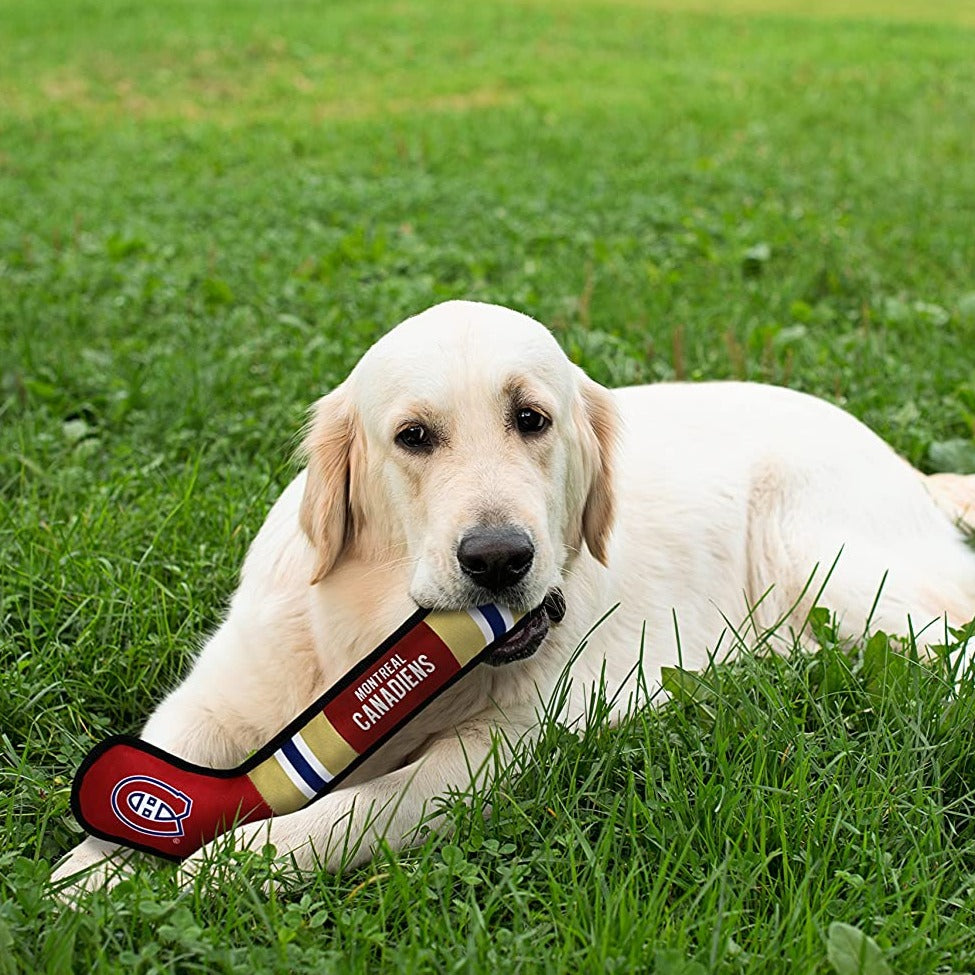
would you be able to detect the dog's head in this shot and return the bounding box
[299,301,618,659]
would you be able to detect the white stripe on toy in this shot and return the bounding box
[274,746,317,799]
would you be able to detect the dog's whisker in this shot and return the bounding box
[359,555,421,580]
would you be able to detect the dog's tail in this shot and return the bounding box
[927,473,975,533]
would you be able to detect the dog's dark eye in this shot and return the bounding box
[396,424,434,452]
[515,408,550,435]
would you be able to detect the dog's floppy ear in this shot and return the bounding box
[299,384,357,584]
[578,375,619,566]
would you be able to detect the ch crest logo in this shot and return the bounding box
[110,776,193,838]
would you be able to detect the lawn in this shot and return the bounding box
[2,0,975,971]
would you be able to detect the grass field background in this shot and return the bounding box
[2,0,975,971]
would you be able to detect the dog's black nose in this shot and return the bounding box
[457,527,534,593]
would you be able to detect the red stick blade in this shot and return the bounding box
[72,737,272,861]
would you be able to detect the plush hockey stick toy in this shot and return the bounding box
[72,603,532,861]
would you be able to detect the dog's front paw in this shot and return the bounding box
[178,804,359,890]
[50,836,136,904]
[178,819,302,892]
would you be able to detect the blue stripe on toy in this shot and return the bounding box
[477,604,507,640]
[281,739,329,794]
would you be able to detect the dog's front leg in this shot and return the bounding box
[51,620,261,898]
[182,708,536,882]
[50,694,248,897]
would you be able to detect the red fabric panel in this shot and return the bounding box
[324,621,459,753]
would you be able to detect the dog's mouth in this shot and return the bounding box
[484,588,565,667]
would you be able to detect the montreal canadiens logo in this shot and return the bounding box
[110,775,193,838]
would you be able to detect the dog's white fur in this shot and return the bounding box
[53,300,975,892]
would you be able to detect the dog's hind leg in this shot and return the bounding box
[746,457,975,661]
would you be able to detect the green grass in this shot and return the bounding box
[2,0,975,971]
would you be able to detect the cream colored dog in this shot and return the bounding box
[53,300,975,893]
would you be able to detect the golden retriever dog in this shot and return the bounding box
[53,300,975,893]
